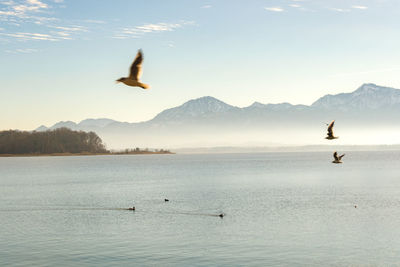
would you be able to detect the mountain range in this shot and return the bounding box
[36,84,400,148]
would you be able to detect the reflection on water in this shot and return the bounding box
[1,152,400,266]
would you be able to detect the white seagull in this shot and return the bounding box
[116,49,150,89]
[332,151,345,164]
[325,120,338,140]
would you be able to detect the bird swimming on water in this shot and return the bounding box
[116,49,150,89]
[325,120,338,140]
[332,151,345,164]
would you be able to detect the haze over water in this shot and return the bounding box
[1,151,400,266]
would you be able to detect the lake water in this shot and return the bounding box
[1,151,400,266]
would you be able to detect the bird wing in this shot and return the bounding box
[339,154,345,160]
[327,120,335,136]
[129,50,143,81]
[333,151,339,161]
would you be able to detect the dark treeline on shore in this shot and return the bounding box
[0,128,107,154]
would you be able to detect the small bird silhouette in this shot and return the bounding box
[332,151,345,164]
[116,49,150,89]
[325,120,338,140]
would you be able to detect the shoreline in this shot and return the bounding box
[0,151,175,158]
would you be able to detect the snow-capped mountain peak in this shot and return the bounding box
[152,96,237,121]
[312,83,400,110]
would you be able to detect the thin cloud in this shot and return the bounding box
[0,10,17,16]
[0,28,78,41]
[0,0,51,24]
[166,41,175,48]
[201,5,212,9]
[113,21,194,39]
[264,7,284,12]
[49,25,88,32]
[26,0,47,8]
[82,19,106,24]
[0,1,92,42]
[5,47,38,53]
[289,4,301,8]
[1,1,16,5]
[329,7,350,13]
[10,0,48,14]
[0,32,59,41]
[352,5,368,10]
[54,31,69,36]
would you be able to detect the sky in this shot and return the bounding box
[1,0,400,130]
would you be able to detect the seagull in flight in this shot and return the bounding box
[325,120,338,140]
[332,151,345,164]
[116,49,150,89]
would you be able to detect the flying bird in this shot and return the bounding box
[116,49,150,89]
[325,120,338,140]
[332,151,345,164]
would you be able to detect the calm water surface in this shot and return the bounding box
[1,151,400,266]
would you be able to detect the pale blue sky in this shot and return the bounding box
[1,0,400,130]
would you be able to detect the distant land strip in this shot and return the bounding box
[0,151,174,157]
[0,128,173,157]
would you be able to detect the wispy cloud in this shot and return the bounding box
[113,21,194,39]
[289,4,301,8]
[201,5,212,9]
[1,0,48,16]
[0,0,55,25]
[5,47,37,53]
[166,41,175,48]
[48,25,88,32]
[0,1,93,42]
[264,7,284,12]
[329,7,350,13]
[352,5,368,10]
[0,32,59,41]
[82,19,106,24]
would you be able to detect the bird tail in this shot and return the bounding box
[139,83,150,89]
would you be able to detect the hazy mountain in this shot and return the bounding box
[40,118,118,131]
[311,83,400,111]
[35,84,400,148]
[78,118,117,128]
[152,96,239,122]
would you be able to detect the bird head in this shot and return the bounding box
[115,77,125,83]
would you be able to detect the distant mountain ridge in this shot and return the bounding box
[311,83,400,111]
[40,118,118,131]
[35,84,400,148]
[152,96,239,122]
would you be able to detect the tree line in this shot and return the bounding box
[0,128,108,154]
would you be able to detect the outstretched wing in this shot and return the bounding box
[333,151,339,161]
[338,154,345,160]
[129,50,143,81]
[327,120,335,136]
